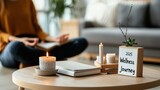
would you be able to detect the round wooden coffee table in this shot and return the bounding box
[12,65,160,90]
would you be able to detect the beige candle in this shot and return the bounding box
[99,43,103,64]
[39,52,56,71]
[106,53,116,64]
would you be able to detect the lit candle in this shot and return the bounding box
[99,43,103,64]
[39,52,56,71]
[106,53,116,64]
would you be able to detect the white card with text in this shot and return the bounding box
[118,46,143,77]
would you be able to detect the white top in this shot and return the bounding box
[12,64,160,90]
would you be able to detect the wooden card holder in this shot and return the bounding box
[94,61,118,74]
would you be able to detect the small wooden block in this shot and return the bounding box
[101,63,118,68]
[103,68,118,74]
[94,61,118,73]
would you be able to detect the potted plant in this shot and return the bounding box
[51,0,76,18]
[118,5,144,77]
[50,0,76,30]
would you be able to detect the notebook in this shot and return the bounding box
[56,61,101,77]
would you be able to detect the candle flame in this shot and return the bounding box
[46,52,49,57]
[100,42,103,46]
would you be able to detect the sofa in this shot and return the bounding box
[79,0,160,63]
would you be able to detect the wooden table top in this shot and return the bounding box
[12,64,160,90]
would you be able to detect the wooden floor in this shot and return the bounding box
[143,57,160,63]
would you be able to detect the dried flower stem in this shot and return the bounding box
[119,4,133,43]
[125,5,133,39]
[119,23,127,42]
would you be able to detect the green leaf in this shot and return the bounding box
[133,38,135,42]
[51,0,76,18]
[123,37,138,46]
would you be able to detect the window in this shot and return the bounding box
[33,0,64,36]
[33,0,56,36]
[32,0,49,33]
[33,0,87,36]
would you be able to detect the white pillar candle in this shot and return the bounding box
[106,53,116,64]
[99,43,103,64]
[39,52,56,71]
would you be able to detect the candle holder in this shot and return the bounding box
[95,43,118,74]
[94,54,118,74]
[94,61,118,74]
[35,66,57,76]
[35,52,57,76]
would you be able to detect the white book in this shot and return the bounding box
[36,41,70,51]
[36,42,60,51]
[56,61,101,77]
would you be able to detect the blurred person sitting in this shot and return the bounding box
[0,0,88,68]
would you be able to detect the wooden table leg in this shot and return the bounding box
[19,87,25,90]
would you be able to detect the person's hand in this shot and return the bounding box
[19,37,39,46]
[45,34,69,44]
[55,34,69,44]
[9,36,39,46]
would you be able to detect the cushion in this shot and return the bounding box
[85,0,121,27]
[150,0,160,27]
[117,0,150,27]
